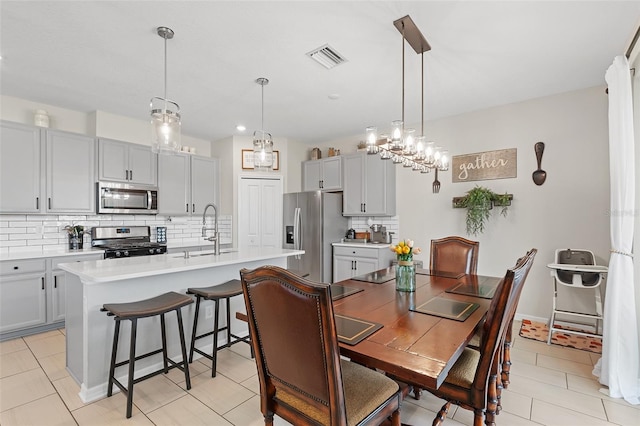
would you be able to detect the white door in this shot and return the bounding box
[238,176,283,250]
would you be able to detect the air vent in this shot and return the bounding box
[306,44,347,69]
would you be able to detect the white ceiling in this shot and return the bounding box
[1,1,639,145]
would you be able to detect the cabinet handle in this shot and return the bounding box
[186,203,189,213]
[41,277,45,290]
[36,197,39,209]
[48,198,52,209]
[125,170,129,180]
[192,204,195,213]
[363,203,366,213]
[130,170,133,180]
[13,266,18,270]
[54,276,57,289]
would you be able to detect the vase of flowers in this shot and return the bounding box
[391,239,421,292]
[64,224,84,250]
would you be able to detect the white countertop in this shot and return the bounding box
[0,247,105,261]
[332,241,391,249]
[58,247,304,283]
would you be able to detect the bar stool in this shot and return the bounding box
[101,291,193,419]
[187,279,252,377]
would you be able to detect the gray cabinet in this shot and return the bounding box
[302,157,342,191]
[158,154,218,216]
[46,130,95,213]
[332,245,394,283]
[342,153,396,216]
[98,139,157,185]
[0,121,43,213]
[0,259,47,334]
[0,122,96,214]
[191,156,219,216]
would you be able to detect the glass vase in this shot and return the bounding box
[68,233,83,250]
[396,260,416,292]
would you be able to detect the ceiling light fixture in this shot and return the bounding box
[150,26,181,154]
[253,77,274,171]
[364,16,449,189]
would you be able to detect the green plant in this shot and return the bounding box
[460,186,511,236]
[64,224,84,236]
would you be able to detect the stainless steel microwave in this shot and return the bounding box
[97,181,158,214]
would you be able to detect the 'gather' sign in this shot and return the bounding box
[452,148,517,182]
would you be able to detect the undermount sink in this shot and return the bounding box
[171,249,237,259]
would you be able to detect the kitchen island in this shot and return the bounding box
[59,247,304,403]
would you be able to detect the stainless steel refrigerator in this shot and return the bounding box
[283,191,347,283]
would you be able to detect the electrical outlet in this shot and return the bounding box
[205,306,214,319]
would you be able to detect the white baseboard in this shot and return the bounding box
[514,313,548,324]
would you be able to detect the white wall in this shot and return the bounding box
[315,86,611,321]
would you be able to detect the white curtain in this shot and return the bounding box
[592,55,639,405]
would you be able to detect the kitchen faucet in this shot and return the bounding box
[202,203,220,255]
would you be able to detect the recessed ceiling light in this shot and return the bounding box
[236,125,246,132]
[328,94,340,100]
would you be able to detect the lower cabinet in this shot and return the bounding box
[0,259,47,334]
[332,245,395,283]
[0,254,103,339]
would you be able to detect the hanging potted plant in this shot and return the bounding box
[455,186,512,236]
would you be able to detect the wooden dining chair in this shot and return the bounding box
[429,248,536,426]
[429,236,479,275]
[408,236,480,400]
[239,265,402,426]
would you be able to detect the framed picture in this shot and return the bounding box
[242,149,279,170]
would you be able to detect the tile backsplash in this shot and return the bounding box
[347,216,400,243]
[0,214,232,256]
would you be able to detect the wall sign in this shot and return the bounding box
[242,149,279,170]
[452,148,517,182]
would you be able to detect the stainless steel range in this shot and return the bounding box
[91,226,167,259]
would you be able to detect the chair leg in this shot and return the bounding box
[264,413,274,425]
[126,318,137,419]
[189,296,201,363]
[160,313,169,373]
[433,401,451,426]
[211,298,220,377]
[548,279,558,345]
[176,308,191,390]
[485,369,498,426]
[107,319,121,397]
[473,408,486,426]
[225,296,232,347]
[390,409,401,426]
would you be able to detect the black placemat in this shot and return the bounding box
[335,314,383,345]
[331,285,364,301]
[410,297,480,321]
[445,281,497,299]
[415,268,465,279]
[350,268,396,284]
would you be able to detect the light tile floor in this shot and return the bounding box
[0,321,639,425]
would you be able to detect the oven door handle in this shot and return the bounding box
[147,191,152,210]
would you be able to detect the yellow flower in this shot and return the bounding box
[402,245,410,254]
[395,246,403,255]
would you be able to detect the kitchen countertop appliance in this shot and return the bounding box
[91,226,167,259]
[283,191,347,283]
[370,224,393,244]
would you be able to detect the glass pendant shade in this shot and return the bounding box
[150,97,181,154]
[389,120,404,151]
[253,130,273,170]
[365,126,379,154]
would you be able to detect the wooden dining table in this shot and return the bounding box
[332,267,502,390]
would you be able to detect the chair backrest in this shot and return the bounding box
[554,248,601,287]
[472,249,537,400]
[430,236,479,275]
[240,265,347,425]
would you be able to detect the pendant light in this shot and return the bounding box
[362,16,449,184]
[253,77,274,170]
[151,26,181,154]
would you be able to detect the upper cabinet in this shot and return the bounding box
[342,152,396,216]
[158,154,219,216]
[302,156,342,192]
[98,139,157,185]
[0,121,95,214]
[0,121,42,213]
[46,130,95,213]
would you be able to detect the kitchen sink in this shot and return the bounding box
[171,249,237,258]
